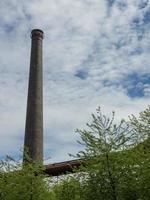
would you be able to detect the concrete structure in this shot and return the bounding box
[23,29,44,163]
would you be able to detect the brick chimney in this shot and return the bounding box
[23,29,44,163]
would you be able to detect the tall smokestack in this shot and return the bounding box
[23,29,44,163]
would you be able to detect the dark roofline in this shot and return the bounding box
[44,159,84,176]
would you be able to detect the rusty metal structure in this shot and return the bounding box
[45,159,83,176]
[23,29,82,175]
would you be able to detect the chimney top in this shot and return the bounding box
[31,29,44,39]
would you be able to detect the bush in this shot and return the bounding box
[0,156,49,200]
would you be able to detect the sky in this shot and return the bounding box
[0,0,150,163]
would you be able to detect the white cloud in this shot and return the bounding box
[0,0,149,162]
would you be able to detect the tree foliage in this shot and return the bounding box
[0,106,149,200]
[0,157,49,200]
[74,107,136,200]
[51,106,150,200]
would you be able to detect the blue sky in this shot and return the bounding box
[0,0,149,163]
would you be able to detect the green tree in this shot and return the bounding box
[0,106,149,200]
[0,156,50,200]
[52,176,83,200]
[75,107,150,200]
[128,106,150,200]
